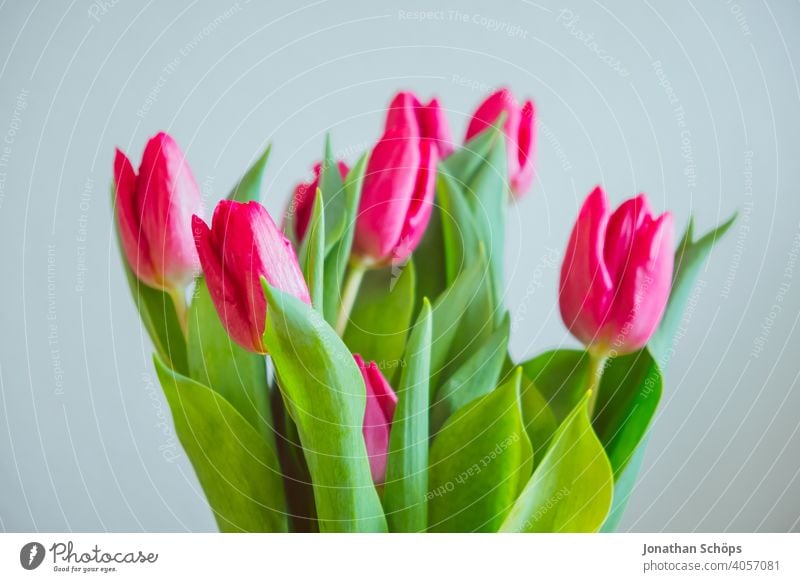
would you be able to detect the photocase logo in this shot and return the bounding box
[20,542,46,570]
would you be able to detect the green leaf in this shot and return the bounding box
[111,185,188,375]
[649,214,737,364]
[441,121,503,186]
[411,204,448,314]
[428,368,533,532]
[262,282,386,532]
[227,143,271,203]
[187,279,273,440]
[501,392,613,532]
[343,262,416,385]
[319,134,348,252]
[520,349,589,423]
[299,189,325,311]
[153,353,287,532]
[430,314,510,434]
[459,128,508,319]
[519,376,559,467]
[437,172,483,285]
[322,153,367,325]
[429,260,485,382]
[593,350,662,478]
[383,300,432,532]
[601,432,649,532]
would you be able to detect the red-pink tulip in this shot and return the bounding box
[559,187,674,356]
[113,132,203,290]
[193,200,311,354]
[353,112,438,266]
[385,91,453,157]
[354,354,398,484]
[465,88,536,198]
[288,161,349,242]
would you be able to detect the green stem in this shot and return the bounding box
[169,287,189,338]
[335,261,367,336]
[585,350,608,418]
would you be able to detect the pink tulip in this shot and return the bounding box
[288,161,349,242]
[385,91,453,157]
[465,88,536,197]
[193,200,311,354]
[113,132,203,290]
[354,354,398,484]
[353,113,438,267]
[559,187,674,356]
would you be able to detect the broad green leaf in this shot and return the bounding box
[384,300,432,532]
[299,189,325,311]
[322,153,367,325]
[411,204,448,315]
[153,354,287,532]
[501,392,613,532]
[227,143,271,203]
[601,432,649,532]
[437,172,483,284]
[430,314,510,434]
[519,376,559,467]
[187,279,273,441]
[593,350,662,477]
[262,282,386,532]
[111,185,188,375]
[428,368,533,532]
[520,349,589,422]
[649,214,737,364]
[343,262,416,385]
[429,260,485,381]
[319,134,348,252]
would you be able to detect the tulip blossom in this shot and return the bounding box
[113,132,203,291]
[559,187,674,357]
[465,88,535,197]
[352,114,438,267]
[288,161,349,242]
[385,91,453,157]
[193,200,311,354]
[354,354,398,484]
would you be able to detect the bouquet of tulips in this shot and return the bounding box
[112,89,733,533]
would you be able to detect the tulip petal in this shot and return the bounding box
[512,100,536,196]
[114,148,157,286]
[393,139,438,263]
[418,97,454,157]
[603,194,652,286]
[355,355,398,483]
[559,186,614,347]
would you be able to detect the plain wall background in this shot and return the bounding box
[0,0,798,532]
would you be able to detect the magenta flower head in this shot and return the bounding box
[385,91,453,157]
[353,106,438,267]
[465,88,536,198]
[193,200,311,354]
[354,354,398,484]
[113,132,203,291]
[559,187,674,357]
[288,160,349,242]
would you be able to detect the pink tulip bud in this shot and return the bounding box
[385,91,454,157]
[465,88,536,198]
[193,200,311,354]
[113,132,203,290]
[353,115,438,266]
[288,161,349,242]
[559,187,674,356]
[354,354,398,484]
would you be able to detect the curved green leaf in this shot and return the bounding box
[520,349,589,422]
[428,368,533,532]
[519,376,559,467]
[384,300,432,532]
[430,314,509,434]
[262,282,386,532]
[501,392,613,533]
[299,189,325,311]
[153,354,287,532]
[343,262,415,385]
[227,143,271,204]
